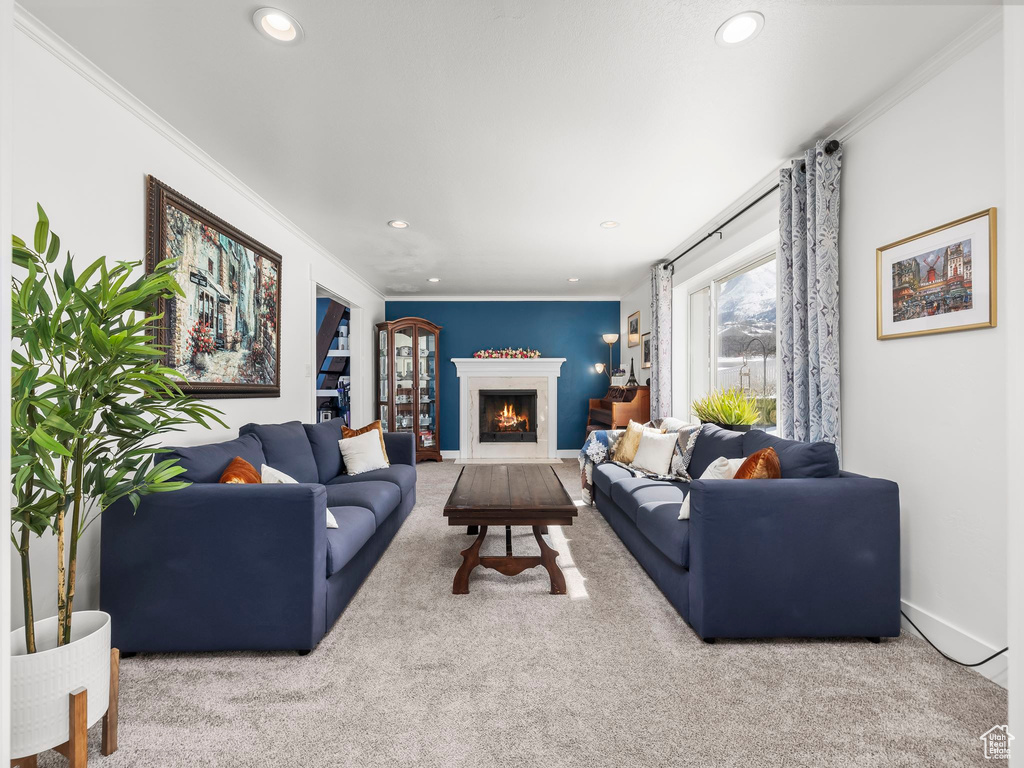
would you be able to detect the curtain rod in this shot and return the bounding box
[663,139,839,271]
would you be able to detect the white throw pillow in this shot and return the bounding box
[658,416,692,433]
[631,431,679,475]
[262,465,338,528]
[339,430,389,475]
[678,457,746,520]
[262,464,297,484]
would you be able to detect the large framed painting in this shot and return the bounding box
[876,208,996,341]
[146,176,282,397]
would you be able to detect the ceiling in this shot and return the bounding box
[21,0,994,298]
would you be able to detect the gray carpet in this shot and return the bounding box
[47,460,1006,767]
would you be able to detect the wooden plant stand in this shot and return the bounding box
[11,649,120,768]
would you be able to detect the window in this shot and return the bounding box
[687,254,778,431]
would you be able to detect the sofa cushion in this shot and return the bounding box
[324,480,401,527]
[304,420,346,483]
[593,463,633,496]
[326,464,416,502]
[325,506,376,577]
[636,502,690,568]
[160,433,266,484]
[743,430,839,479]
[610,477,689,523]
[688,424,746,478]
[240,421,318,484]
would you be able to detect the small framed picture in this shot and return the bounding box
[627,311,641,347]
[640,332,651,368]
[876,208,996,340]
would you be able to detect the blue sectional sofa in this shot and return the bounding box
[100,420,416,654]
[592,425,900,642]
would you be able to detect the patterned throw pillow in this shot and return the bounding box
[669,424,703,480]
[734,447,781,480]
[219,456,262,484]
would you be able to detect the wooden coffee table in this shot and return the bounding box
[443,464,578,594]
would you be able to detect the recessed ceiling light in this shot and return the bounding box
[427,277,441,283]
[252,8,303,43]
[600,221,619,229]
[715,11,764,47]
[567,277,580,283]
[388,220,410,229]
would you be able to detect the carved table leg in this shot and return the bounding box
[533,526,567,595]
[453,525,488,594]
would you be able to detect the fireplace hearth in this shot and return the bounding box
[479,389,538,443]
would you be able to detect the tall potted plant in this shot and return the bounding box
[10,206,224,759]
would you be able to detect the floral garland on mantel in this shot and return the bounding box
[473,348,541,359]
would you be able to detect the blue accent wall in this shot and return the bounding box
[385,301,620,451]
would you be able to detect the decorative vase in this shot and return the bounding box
[10,611,111,759]
[194,351,211,370]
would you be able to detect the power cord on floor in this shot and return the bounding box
[901,610,1008,668]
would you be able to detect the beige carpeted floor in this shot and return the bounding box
[46,460,1006,767]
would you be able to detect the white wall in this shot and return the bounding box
[619,278,651,383]
[9,21,385,629]
[840,35,1006,685]
[1005,2,1024,746]
[1,0,13,761]
[664,31,1009,685]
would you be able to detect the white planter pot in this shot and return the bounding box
[10,610,111,759]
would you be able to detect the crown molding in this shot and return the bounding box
[384,295,621,302]
[662,7,1003,269]
[13,4,386,302]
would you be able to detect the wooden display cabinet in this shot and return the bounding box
[376,318,443,462]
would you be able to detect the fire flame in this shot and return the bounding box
[496,402,528,432]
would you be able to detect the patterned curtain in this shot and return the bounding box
[778,139,842,454]
[650,262,673,420]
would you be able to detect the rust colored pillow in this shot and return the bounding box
[341,420,390,464]
[734,447,781,480]
[219,456,262,484]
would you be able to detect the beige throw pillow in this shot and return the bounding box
[612,420,666,464]
[631,431,679,475]
[339,431,390,475]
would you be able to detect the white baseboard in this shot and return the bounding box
[900,599,1008,688]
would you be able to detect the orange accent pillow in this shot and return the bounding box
[219,456,262,484]
[734,447,781,480]
[341,421,390,464]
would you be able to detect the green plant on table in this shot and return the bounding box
[691,388,760,426]
[11,205,225,653]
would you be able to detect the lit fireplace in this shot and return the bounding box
[479,389,538,443]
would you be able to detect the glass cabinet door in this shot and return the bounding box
[417,327,437,450]
[393,325,416,433]
[378,328,389,430]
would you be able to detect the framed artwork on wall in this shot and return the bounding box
[146,176,282,398]
[641,332,651,368]
[876,208,996,341]
[627,311,641,347]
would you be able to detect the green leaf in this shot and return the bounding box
[29,426,73,457]
[34,204,49,253]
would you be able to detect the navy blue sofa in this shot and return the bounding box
[100,420,415,654]
[592,425,900,641]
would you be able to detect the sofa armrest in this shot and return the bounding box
[384,431,416,466]
[100,482,328,652]
[687,476,900,640]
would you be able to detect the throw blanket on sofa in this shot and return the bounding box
[579,422,702,506]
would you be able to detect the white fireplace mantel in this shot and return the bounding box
[452,357,565,462]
